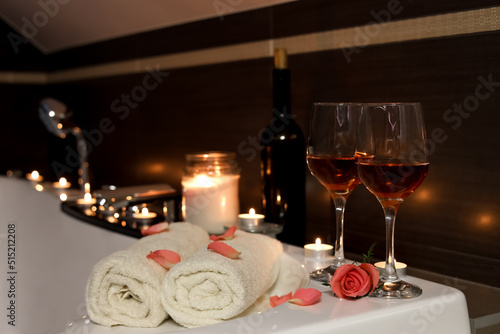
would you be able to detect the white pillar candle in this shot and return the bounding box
[182,174,239,234]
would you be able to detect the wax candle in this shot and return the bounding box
[375,261,407,277]
[53,177,72,197]
[76,192,97,206]
[182,174,239,234]
[26,170,43,182]
[53,177,71,189]
[133,207,157,224]
[238,208,265,229]
[304,238,334,258]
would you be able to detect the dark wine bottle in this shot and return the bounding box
[260,48,306,246]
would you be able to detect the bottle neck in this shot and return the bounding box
[273,68,291,117]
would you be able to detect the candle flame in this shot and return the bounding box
[59,177,67,186]
[315,238,321,247]
[84,192,92,202]
[31,170,39,179]
[193,175,213,188]
[249,208,256,215]
[59,193,67,201]
[142,207,149,215]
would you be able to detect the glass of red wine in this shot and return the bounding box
[356,102,429,298]
[306,103,363,282]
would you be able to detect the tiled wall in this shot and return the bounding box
[1,0,499,286]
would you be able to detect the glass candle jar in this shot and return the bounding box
[182,152,240,234]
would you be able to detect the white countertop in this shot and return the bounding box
[0,176,471,334]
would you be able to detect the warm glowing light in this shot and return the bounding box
[59,193,67,201]
[221,198,226,207]
[249,208,256,216]
[417,189,430,200]
[304,238,333,257]
[48,110,55,117]
[59,177,68,187]
[31,171,39,179]
[35,184,44,191]
[192,175,214,188]
[84,192,92,202]
[276,194,281,204]
[133,207,157,220]
[113,213,119,218]
[479,214,493,226]
[315,238,322,248]
[57,123,63,129]
[84,183,91,192]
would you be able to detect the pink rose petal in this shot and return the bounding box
[270,292,293,307]
[209,226,237,241]
[146,249,181,269]
[359,263,380,294]
[290,288,322,306]
[207,241,241,259]
[141,222,170,236]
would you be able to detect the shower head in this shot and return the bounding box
[38,97,90,195]
[38,97,78,138]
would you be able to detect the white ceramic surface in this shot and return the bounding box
[0,176,471,334]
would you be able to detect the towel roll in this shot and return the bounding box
[85,222,209,328]
[161,230,283,328]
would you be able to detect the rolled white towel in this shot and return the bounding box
[85,222,209,328]
[161,230,283,328]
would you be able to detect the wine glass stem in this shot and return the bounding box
[332,195,347,267]
[382,204,401,282]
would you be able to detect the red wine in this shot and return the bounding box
[261,48,306,246]
[307,155,360,195]
[357,161,429,202]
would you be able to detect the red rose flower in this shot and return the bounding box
[330,263,379,299]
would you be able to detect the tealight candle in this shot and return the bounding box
[26,170,44,182]
[76,192,97,206]
[133,207,157,224]
[304,238,334,258]
[53,177,71,189]
[375,261,407,277]
[238,208,265,230]
[53,177,72,196]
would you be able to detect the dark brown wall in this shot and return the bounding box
[1,0,499,286]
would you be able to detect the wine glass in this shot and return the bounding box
[356,102,429,298]
[306,103,363,282]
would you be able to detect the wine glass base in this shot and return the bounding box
[370,280,422,298]
[309,265,338,283]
